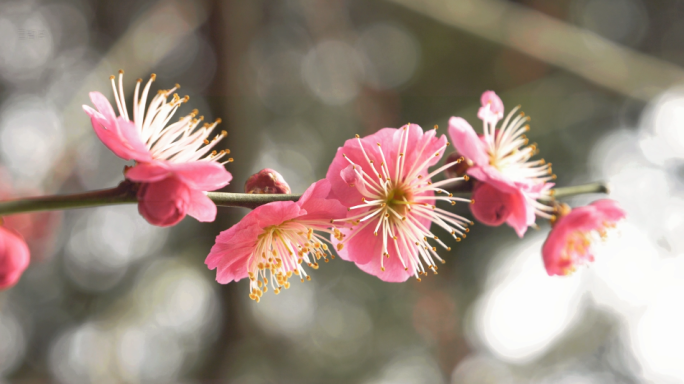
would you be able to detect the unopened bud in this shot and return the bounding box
[244,168,291,194]
[444,152,473,192]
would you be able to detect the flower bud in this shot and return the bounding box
[470,182,512,226]
[444,152,473,192]
[244,169,291,194]
[137,177,191,227]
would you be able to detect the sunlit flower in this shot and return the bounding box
[205,180,346,302]
[543,200,625,276]
[244,168,291,194]
[448,90,554,237]
[83,70,232,226]
[326,124,471,282]
[0,226,30,289]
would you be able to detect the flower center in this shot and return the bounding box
[247,221,334,302]
[386,186,413,216]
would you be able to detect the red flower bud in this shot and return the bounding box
[244,169,291,194]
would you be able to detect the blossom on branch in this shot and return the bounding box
[448,91,554,237]
[205,180,346,302]
[543,200,625,276]
[326,124,472,283]
[83,71,233,227]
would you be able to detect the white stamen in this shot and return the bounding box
[110,72,230,165]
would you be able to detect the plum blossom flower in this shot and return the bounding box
[0,226,30,289]
[83,71,233,227]
[543,200,625,276]
[326,124,472,283]
[205,180,346,302]
[448,91,554,237]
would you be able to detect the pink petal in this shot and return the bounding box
[186,189,217,222]
[354,239,413,283]
[254,201,304,228]
[470,182,512,227]
[116,118,153,162]
[590,199,626,223]
[137,177,190,227]
[334,223,377,266]
[0,227,30,289]
[125,161,173,183]
[467,165,518,193]
[326,147,376,208]
[504,189,530,238]
[88,92,118,127]
[448,117,489,167]
[166,161,233,191]
[402,124,448,174]
[340,164,371,197]
[297,180,348,221]
[298,179,331,203]
[213,246,254,284]
[83,93,152,162]
[207,213,262,283]
[86,112,138,161]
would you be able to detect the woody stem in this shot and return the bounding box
[0,181,609,216]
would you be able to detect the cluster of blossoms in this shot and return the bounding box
[0,74,625,296]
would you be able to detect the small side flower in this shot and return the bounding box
[205,180,346,301]
[448,90,554,237]
[83,71,233,227]
[543,199,626,276]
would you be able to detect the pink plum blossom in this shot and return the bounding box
[448,91,554,237]
[0,226,30,289]
[83,71,232,227]
[543,200,625,276]
[205,180,346,301]
[326,124,472,283]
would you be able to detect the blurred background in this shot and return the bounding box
[0,0,683,382]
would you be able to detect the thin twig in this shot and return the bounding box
[0,182,137,215]
[0,181,610,216]
[207,192,301,209]
[550,182,609,199]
